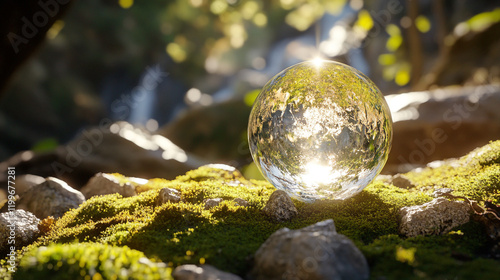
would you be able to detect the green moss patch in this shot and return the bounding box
[13,243,171,280]
[2,141,500,279]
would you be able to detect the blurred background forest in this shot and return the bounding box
[1,0,500,190]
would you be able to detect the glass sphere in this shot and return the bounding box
[248,60,392,201]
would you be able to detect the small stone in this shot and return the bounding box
[0,209,40,251]
[399,197,471,237]
[233,198,249,207]
[17,177,85,219]
[390,174,415,189]
[173,264,243,280]
[262,190,297,222]
[251,219,369,280]
[156,188,181,205]
[432,188,454,198]
[301,218,337,233]
[204,198,223,210]
[81,173,137,199]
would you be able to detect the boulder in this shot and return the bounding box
[17,177,85,219]
[385,84,500,173]
[399,197,471,237]
[173,264,242,280]
[0,121,205,192]
[81,173,137,199]
[251,219,369,280]
[0,209,40,251]
[159,100,252,167]
[262,190,297,223]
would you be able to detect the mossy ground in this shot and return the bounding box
[2,142,500,279]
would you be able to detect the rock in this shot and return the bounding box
[0,121,205,192]
[399,197,471,237]
[251,219,369,280]
[173,264,243,280]
[262,190,297,222]
[384,84,500,173]
[390,174,415,189]
[159,100,252,167]
[156,188,181,205]
[432,188,454,198]
[17,177,85,219]
[233,198,249,207]
[81,173,137,199]
[204,198,223,210]
[376,173,416,189]
[0,209,40,251]
[14,174,45,196]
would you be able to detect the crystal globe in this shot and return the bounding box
[248,60,392,201]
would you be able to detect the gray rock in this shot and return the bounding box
[233,198,249,207]
[0,209,40,251]
[157,188,181,205]
[390,174,415,189]
[376,174,415,189]
[251,219,369,280]
[80,173,137,199]
[173,264,243,280]
[17,177,85,219]
[432,188,454,198]
[399,197,471,237]
[204,198,223,210]
[262,190,297,223]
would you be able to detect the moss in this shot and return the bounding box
[2,141,500,279]
[405,140,500,204]
[13,243,171,280]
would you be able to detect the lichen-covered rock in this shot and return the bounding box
[81,173,138,199]
[173,264,243,280]
[432,188,454,198]
[156,187,181,205]
[399,197,471,237]
[204,198,223,210]
[233,198,249,207]
[17,177,85,219]
[262,190,297,222]
[0,209,40,251]
[251,219,369,280]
